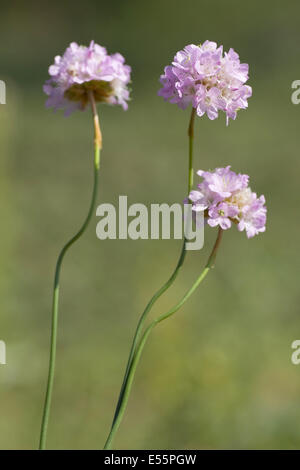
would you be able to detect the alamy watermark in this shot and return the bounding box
[96,196,204,250]
[291,80,300,104]
[0,340,6,365]
[0,80,6,104]
[291,340,300,365]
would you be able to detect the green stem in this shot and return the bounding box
[188,107,196,192]
[104,227,223,449]
[108,107,196,429]
[39,91,101,450]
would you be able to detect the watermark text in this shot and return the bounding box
[96,196,204,250]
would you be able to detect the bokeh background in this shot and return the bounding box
[0,0,300,450]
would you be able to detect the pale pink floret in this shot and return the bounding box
[237,194,267,238]
[197,166,249,199]
[208,202,239,230]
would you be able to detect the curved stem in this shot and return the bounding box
[109,107,196,427]
[39,91,101,450]
[104,228,223,449]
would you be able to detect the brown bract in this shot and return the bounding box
[64,80,114,109]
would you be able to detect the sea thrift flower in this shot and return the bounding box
[44,41,131,116]
[189,166,266,238]
[158,41,251,124]
[40,40,131,450]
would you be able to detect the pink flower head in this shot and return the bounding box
[189,167,267,238]
[44,41,131,116]
[158,40,251,125]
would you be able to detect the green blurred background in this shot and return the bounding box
[0,0,300,449]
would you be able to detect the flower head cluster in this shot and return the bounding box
[189,166,266,238]
[44,41,131,116]
[158,41,251,125]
